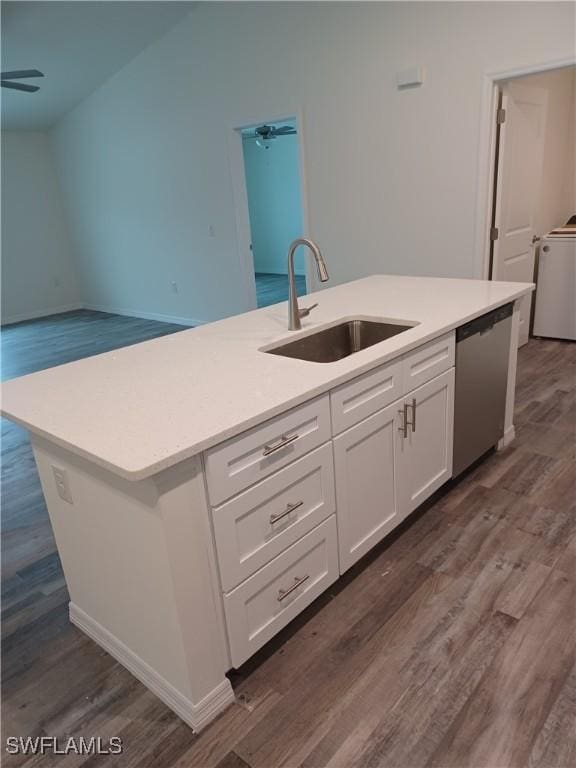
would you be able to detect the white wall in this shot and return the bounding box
[1,132,80,324]
[51,2,576,324]
[243,131,305,275]
[515,67,576,236]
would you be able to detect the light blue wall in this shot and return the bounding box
[243,132,305,275]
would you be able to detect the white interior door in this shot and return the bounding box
[492,81,548,346]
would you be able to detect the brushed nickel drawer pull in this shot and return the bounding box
[411,398,416,432]
[263,433,298,456]
[270,500,303,525]
[277,574,309,602]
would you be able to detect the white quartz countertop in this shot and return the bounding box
[2,275,533,480]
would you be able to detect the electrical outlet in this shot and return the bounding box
[171,281,179,294]
[208,224,216,238]
[53,276,61,288]
[52,466,73,504]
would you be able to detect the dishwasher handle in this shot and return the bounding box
[456,303,513,343]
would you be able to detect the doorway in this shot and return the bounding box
[485,63,576,346]
[232,116,308,309]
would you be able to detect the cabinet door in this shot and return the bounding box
[334,401,399,573]
[397,368,455,518]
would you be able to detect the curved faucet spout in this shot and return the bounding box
[287,238,329,330]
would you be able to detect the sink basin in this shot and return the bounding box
[264,318,415,363]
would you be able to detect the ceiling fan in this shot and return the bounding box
[1,69,44,92]
[252,124,297,141]
[248,123,297,149]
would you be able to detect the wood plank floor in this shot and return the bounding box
[1,311,575,768]
[255,273,306,308]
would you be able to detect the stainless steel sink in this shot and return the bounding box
[264,318,416,363]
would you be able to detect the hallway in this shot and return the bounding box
[255,272,306,308]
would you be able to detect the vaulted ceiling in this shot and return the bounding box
[1,1,194,130]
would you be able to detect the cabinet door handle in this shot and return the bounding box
[399,401,416,437]
[398,404,409,438]
[270,500,303,525]
[277,574,309,602]
[262,433,298,456]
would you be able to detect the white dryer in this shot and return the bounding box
[533,226,576,341]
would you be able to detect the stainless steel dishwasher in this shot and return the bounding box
[453,303,513,476]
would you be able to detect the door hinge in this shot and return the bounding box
[490,226,499,242]
[496,108,506,125]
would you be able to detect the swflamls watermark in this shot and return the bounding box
[5,736,123,756]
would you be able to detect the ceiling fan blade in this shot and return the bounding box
[1,81,40,92]
[1,69,44,80]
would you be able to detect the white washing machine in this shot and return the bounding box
[533,226,576,341]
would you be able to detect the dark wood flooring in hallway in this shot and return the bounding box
[255,272,306,308]
[1,310,574,768]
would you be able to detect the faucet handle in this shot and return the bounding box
[299,303,318,318]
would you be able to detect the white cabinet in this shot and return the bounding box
[330,357,403,435]
[402,332,455,393]
[334,401,399,572]
[213,444,335,592]
[331,332,455,436]
[334,367,455,573]
[210,333,457,663]
[396,368,455,517]
[223,516,338,667]
[205,396,331,505]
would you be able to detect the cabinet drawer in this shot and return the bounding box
[330,358,403,434]
[223,516,338,667]
[402,332,455,392]
[213,443,336,591]
[204,396,331,505]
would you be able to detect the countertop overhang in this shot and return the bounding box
[1,275,534,480]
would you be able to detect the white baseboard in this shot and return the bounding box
[69,603,235,732]
[497,425,515,451]
[82,303,208,327]
[1,303,84,326]
[1,302,209,328]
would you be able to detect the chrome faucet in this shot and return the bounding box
[287,238,329,330]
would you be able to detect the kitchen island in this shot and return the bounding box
[1,275,534,730]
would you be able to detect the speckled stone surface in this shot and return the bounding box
[2,275,533,480]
